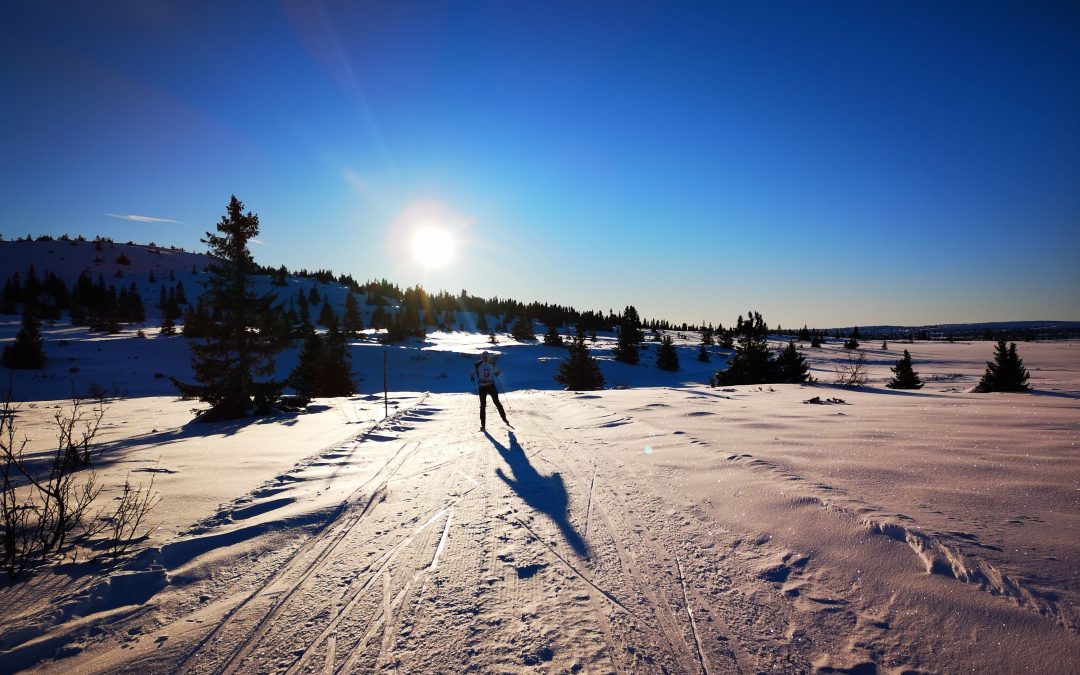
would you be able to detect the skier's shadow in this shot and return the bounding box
[487,431,590,559]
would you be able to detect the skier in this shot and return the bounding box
[470,351,511,431]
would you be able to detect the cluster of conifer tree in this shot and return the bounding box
[713,311,811,385]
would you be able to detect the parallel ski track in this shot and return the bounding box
[531,393,758,673]
[285,450,483,674]
[175,397,430,675]
[326,432,489,674]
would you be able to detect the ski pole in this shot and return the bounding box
[494,374,512,414]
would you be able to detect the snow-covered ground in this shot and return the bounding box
[1,240,1079,672]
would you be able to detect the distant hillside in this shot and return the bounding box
[815,321,1080,341]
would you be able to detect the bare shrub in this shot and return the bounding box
[0,394,159,578]
[833,349,870,387]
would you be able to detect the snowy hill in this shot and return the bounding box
[0,238,726,402]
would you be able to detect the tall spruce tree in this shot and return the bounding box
[2,308,46,369]
[886,349,923,389]
[977,340,1030,391]
[656,335,679,371]
[554,335,605,391]
[172,196,288,420]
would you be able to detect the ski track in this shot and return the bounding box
[11,389,1080,673]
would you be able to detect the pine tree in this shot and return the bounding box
[656,335,679,371]
[798,325,811,342]
[2,308,46,369]
[612,323,639,364]
[716,331,772,385]
[843,336,859,350]
[811,332,822,349]
[554,335,605,391]
[342,292,363,336]
[318,300,338,329]
[543,323,564,347]
[886,349,923,389]
[288,332,324,403]
[977,340,1030,392]
[697,343,710,362]
[775,341,811,383]
[318,327,356,397]
[172,196,288,420]
[510,317,536,341]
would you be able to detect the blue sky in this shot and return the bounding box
[2,1,1078,327]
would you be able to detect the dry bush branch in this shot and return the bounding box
[833,349,870,387]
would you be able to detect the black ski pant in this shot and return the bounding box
[478,384,507,428]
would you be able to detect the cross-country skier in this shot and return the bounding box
[470,351,511,431]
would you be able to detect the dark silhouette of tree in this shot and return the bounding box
[886,349,923,389]
[716,331,772,385]
[543,323,564,347]
[554,335,605,391]
[843,336,860,350]
[656,335,679,371]
[775,341,811,383]
[977,340,1030,391]
[811,333,822,349]
[317,300,338,328]
[2,308,46,369]
[288,327,356,403]
[342,292,363,336]
[798,325,811,342]
[612,323,639,364]
[172,196,288,420]
[510,316,536,341]
[697,343,710,362]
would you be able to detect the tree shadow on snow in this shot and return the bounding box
[486,431,590,559]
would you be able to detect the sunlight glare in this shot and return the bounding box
[411,225,456,268]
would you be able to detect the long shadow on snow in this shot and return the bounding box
[486,431,590,559]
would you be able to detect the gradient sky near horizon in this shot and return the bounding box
[2,1,1078,328]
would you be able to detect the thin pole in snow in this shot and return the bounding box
[383,350,388,419]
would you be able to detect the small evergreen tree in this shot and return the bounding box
[886,349,923,389]
[656,335,679,371]
[318,300,338,329]
[977,340,1030,392]
[612,324,639,364]
[543,323,564,347]
[697,343,710,362]
[716,331,772,385]
[2,308,46,369]
[797,325,811,342]
[843,336,859,350]
[288,332,324,403]
[811,333,822,349]
[881,340,888,350]
[775,341,811,383]
[342,292,363,336]
[510,317,536,341]
[554,335,605,390]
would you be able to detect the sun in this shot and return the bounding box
[410,225,456,269]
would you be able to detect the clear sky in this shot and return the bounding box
[3,1,1078,328]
